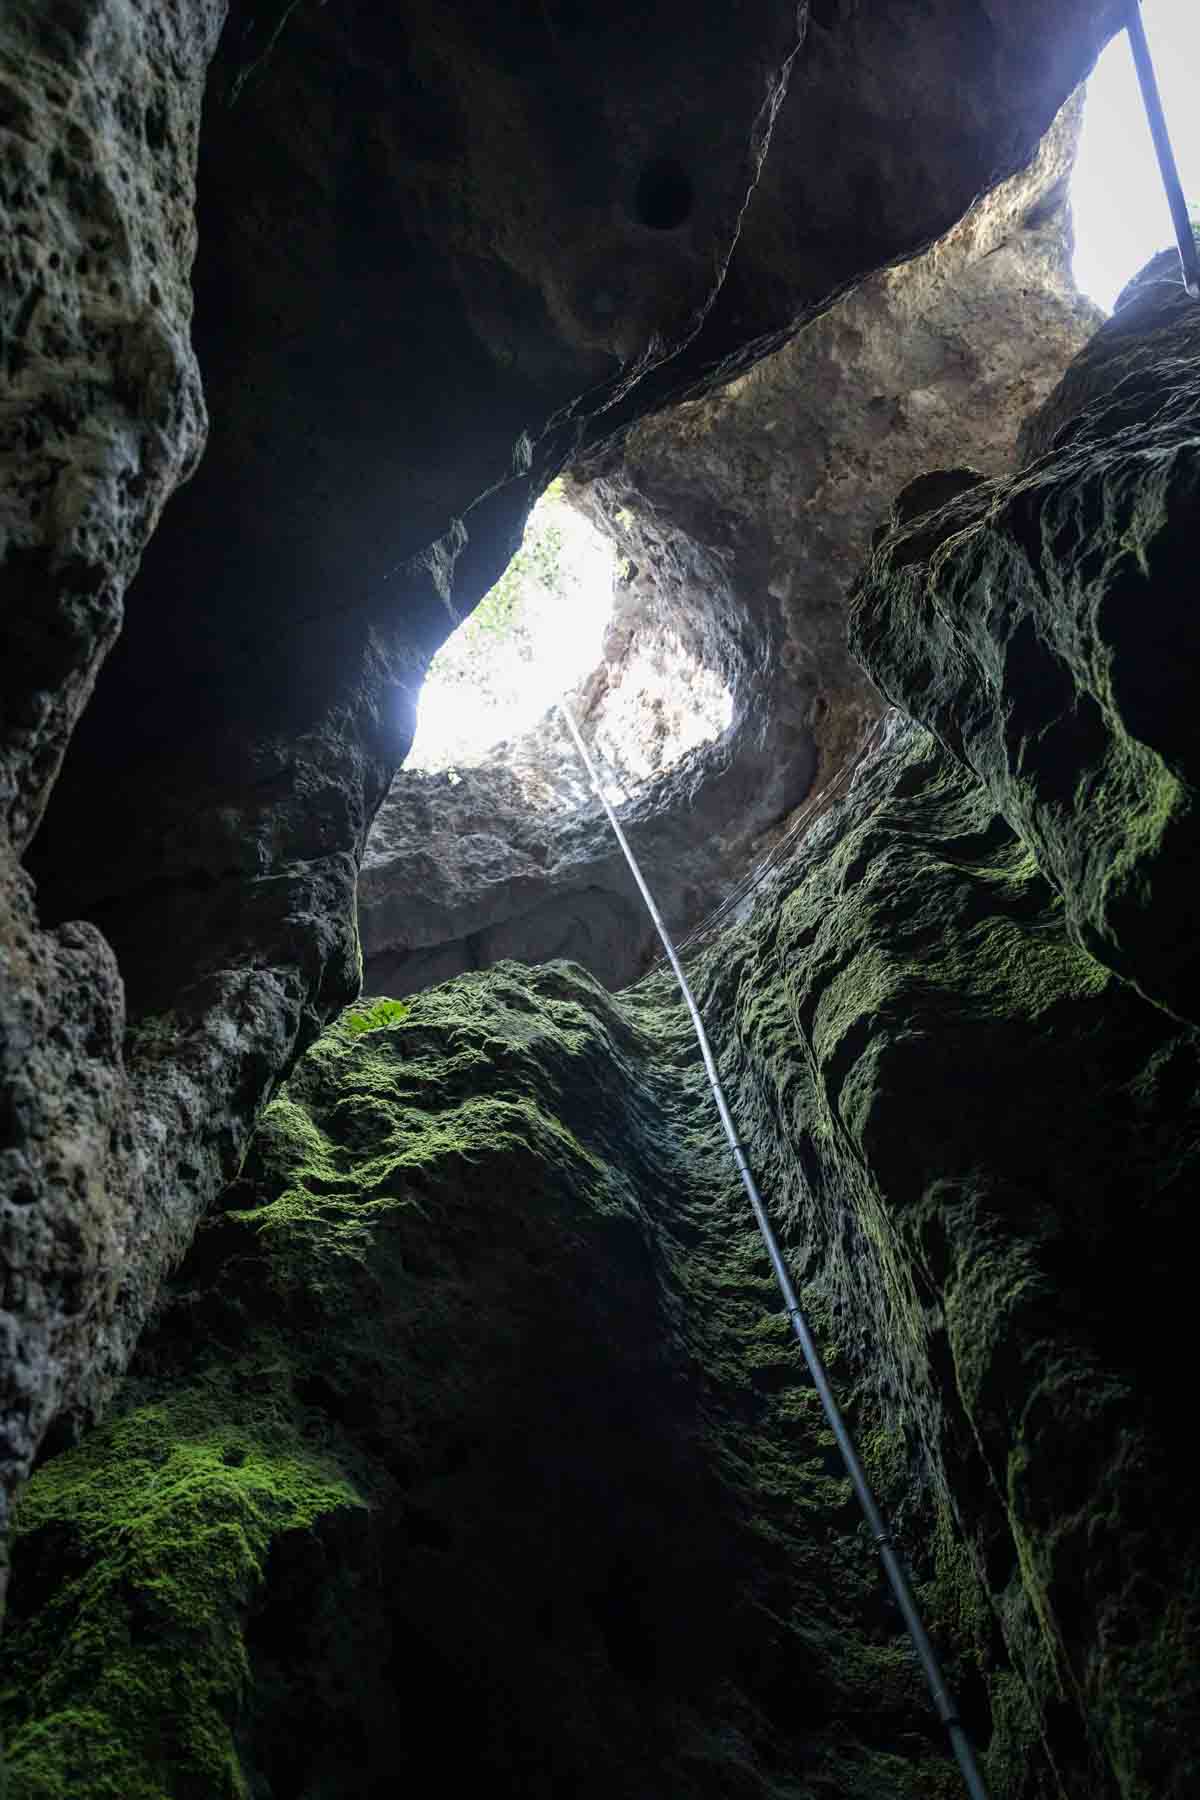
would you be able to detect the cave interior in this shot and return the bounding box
[3,1,1200,1797]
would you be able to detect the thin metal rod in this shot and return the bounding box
[557,699,990,1800]
[1126,0,1200,300]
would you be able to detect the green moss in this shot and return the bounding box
[5,942,977,1798]
[340,996,410,1036]
[8,715,1197,1797]
[2,1382,362,1800]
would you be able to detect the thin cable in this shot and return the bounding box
[1126,0,1200,301]
[651,711,895,971]
[557,698,990,1800]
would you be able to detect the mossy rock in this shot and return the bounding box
[6,727,1199,1797]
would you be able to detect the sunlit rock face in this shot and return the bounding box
[360,493,809,995]
[2,0,1121,1603]
[361,547,746,996]
[577,95,1104,792]
[853,232,1200,1030]
[358,99,1100,998]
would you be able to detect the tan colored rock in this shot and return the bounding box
[360,99,1103,995]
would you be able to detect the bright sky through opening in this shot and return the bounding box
[407,489,617,771]
[1072,0,1200,311]
[410,4,1199,768]
[408,488,734,781]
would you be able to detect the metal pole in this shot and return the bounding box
[557,698,990,1800]
[1126,0,1200,300]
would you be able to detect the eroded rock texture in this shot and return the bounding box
[360,98,1101,995]
[9,237,1200,1796]
[6,698,1198,1796]
[0,0,224,1610]
[578,93,1104,790]
[1,0,1121,1550]
[853,234,1200,1026]
[4,0,811,1560]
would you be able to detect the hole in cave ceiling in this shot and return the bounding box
[1070,0,1198,312]
[633,157,696,232]
[807,0,839,29]
[402,480,733,810]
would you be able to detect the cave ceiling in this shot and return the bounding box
[28,0,1120,868]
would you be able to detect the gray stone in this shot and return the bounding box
[362,98,1101,995]
[0,0,223,1611]
[851,239,1200,1024]
[0,0,1122,1606]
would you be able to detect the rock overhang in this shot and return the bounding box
[356,88,1106,999]
[0,0,1129,1593]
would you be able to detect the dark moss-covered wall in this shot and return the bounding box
[1,949,972,1800]
[5,702,1198,1797]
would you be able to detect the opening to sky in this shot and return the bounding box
[410,10,1199,771]
[407,484,615,772]
[1072,0,1200,311]
[407,482,732,784]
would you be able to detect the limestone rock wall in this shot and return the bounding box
[0,0,225,1612]
[852,239,1200,1026]
[7,704,1197,1795]
[2,0,810,1561]
[578,92,1103,792]
[0,0,1125,1662]
[360,99,1101,997]
[7,256,1200,1795]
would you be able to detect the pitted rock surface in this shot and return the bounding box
[852,236,1200,1026]
[0,0,1124,1627]
[0,0,223,1609]
[360,99,1100,996]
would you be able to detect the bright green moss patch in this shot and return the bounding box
[2,1382,362,1800]
[341,995,411,1035]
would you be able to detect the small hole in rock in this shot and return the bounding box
[634,157,694,231]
